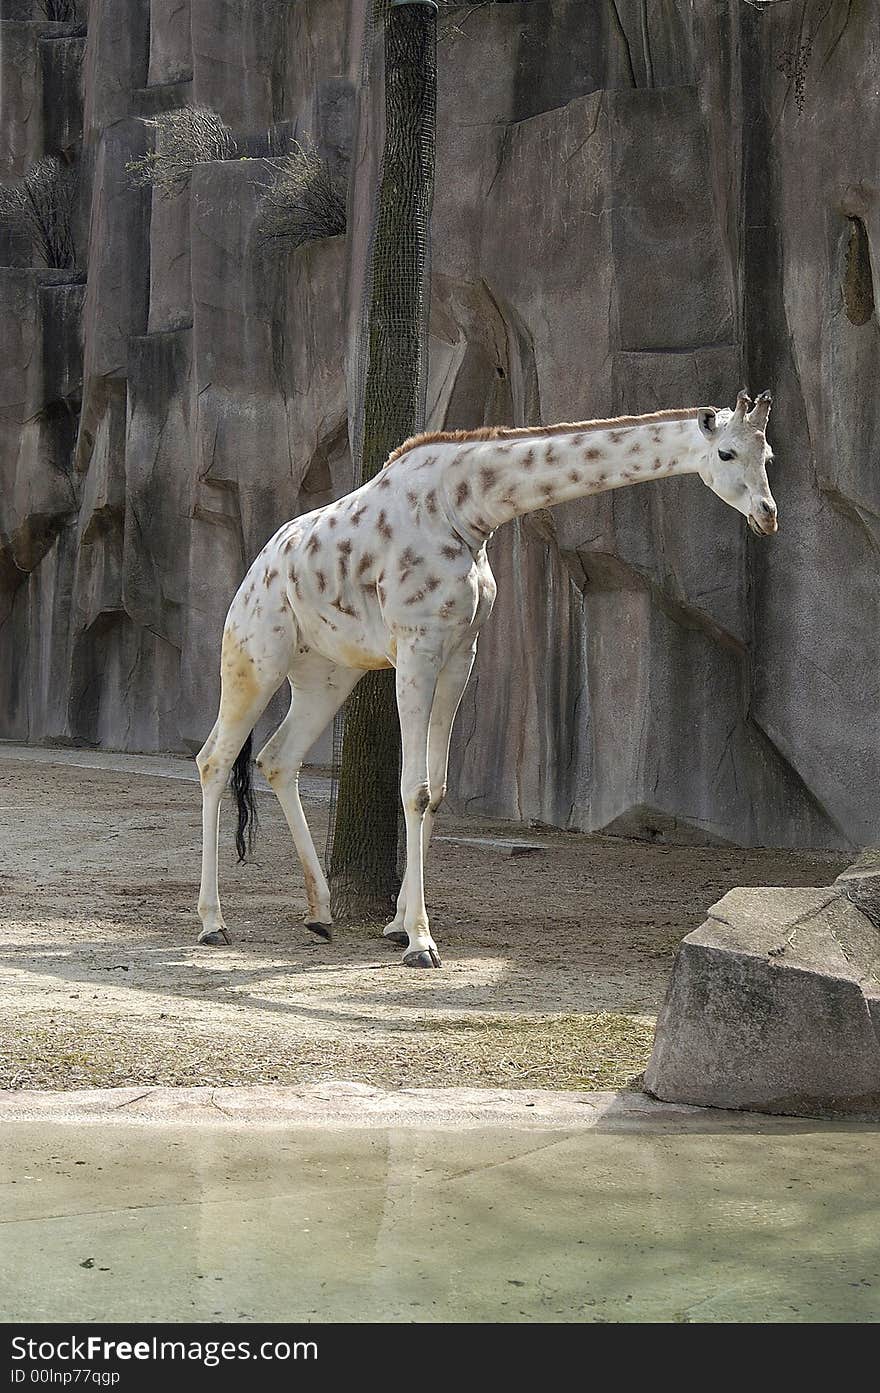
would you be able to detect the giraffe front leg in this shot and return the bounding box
[383,641,477,952]
[382,803,436,948]
[395,641,443,969]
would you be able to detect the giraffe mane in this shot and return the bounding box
[383,409,703,467]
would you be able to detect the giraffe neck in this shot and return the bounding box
[442,415,708,541]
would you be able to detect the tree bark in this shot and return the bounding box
[329,3,437,923]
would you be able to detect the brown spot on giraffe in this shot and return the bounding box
[404,589,426,606]
[316,570,326,593]
[356,552,373,577]
[480,467,498,489]
[568,470,581,483]
[425,575,441,591]
[441,543,462,560]
[378,474,391,490]
[399,547,422,584]
[629,441,642,454]
[425,489,438,515]
[263,568,278,586]
[351,505,367,527]
[306,534,320,555]
[220,630,261,711]
[377,511,392,540]
[544,444,558,464]
[584,447,603,462]
[522,449,536,471]
[332,598,358,618]
[338,537,352,556]
[302,865,319,911]
[406,490,418,507]
[454,481,470,507]
[327,514,338,528]
[653,457,664,470]
[571,433,585,447]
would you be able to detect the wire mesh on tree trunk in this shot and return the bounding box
[326,1,437,923]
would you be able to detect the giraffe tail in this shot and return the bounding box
[231,732,259,863]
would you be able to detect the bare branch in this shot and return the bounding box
[256,142,347,252]
[0,157,79,270]
[36,0,82,18]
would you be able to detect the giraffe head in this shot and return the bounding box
[696,390,777,536]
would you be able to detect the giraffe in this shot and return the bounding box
[196,389,776,967]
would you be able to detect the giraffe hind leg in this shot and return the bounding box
[195,620,292,945]
[256,657,362,936]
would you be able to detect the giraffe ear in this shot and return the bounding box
[697,408,718,439]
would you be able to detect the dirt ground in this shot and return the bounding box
[0,752,849,1092]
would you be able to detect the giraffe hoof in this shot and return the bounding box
[305,921,333,942]
[384,930,408,947]
[198,926,230,946]
[403,948,442,969]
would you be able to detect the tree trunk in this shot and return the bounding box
[329,2,437,923]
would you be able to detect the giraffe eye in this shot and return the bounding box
[718,449,736,461]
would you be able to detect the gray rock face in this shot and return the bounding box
[644,869,880,1119]
[0,2,877,849]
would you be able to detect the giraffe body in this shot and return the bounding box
[196,393,776,965]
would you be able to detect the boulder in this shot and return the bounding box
[645,859,880,1119]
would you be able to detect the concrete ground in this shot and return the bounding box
[2,1085,879,1324]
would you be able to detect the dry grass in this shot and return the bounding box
[126,106,235,196]
[256,141,347,252]
[0,1011,652,1092]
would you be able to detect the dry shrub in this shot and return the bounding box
[0,156,78,270]
[126,106,236,196]
[256,142,347,252]
[37,0,82,17]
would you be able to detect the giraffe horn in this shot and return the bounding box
[734,389,752,420]
[748,390,772,428]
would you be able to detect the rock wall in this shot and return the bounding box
[0,0,877,849]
